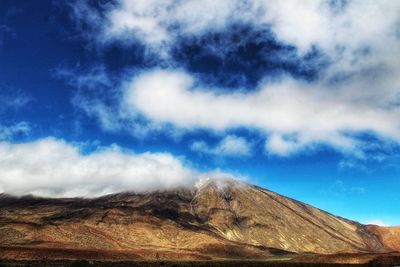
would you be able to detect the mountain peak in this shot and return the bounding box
[194,177,245,191]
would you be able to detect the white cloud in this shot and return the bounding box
[191,135,252,157]
[88,0,400,58]
[76,0,400,94]
[99,0,241,56]
[123,69,400,156]
[265,134,304,156]
[365,219,389,227]
[0,138,223,197]
[217,135,252,157]
[71,1,400,157]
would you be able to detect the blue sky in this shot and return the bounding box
[0,0,399,226]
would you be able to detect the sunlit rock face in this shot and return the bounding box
[0,179,397,260]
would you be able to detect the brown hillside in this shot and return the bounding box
[366,225,400,252]
[0,179,398,261]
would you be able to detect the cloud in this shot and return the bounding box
[123,69,400,156]
[365,219,389,227]
[78,0,400,58]
[72,0,400,97]
[95,0,241,57]
[0,24,16,45]
[56,66,123,132]
[337,138,400,171]
[191,135,252,157]
[69,1,400,157]
[265,134,305,156]
[0,91,32,113]
[0,138,238,197]
[329,179,366,195]
[0,90,33,141]
[0,122,31,141]
[56,66,167,138]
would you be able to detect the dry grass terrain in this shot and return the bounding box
[366,225,400,252]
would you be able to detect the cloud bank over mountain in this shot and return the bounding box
[0,138,239,197]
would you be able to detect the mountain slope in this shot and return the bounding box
[366,225,400,252]
[0,179,398,260]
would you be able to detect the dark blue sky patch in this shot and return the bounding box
[0,1,90,136]
[100,43,149,72]
[171,24,330,90]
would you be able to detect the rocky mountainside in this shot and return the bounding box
[0,179,398,261]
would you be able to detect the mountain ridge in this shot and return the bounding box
[0,179,399,262]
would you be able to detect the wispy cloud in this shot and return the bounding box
[338,137,400,171]
[0,24,16,46]
[0,90,32,113]
[365,219,389,227]
[55,65,127,132]
[0,122,31,141]
[329,179,366,195]
[191,135,252,157]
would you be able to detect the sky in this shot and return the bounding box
[0,0,399,226]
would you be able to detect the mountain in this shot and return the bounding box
[0,179,399,263]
